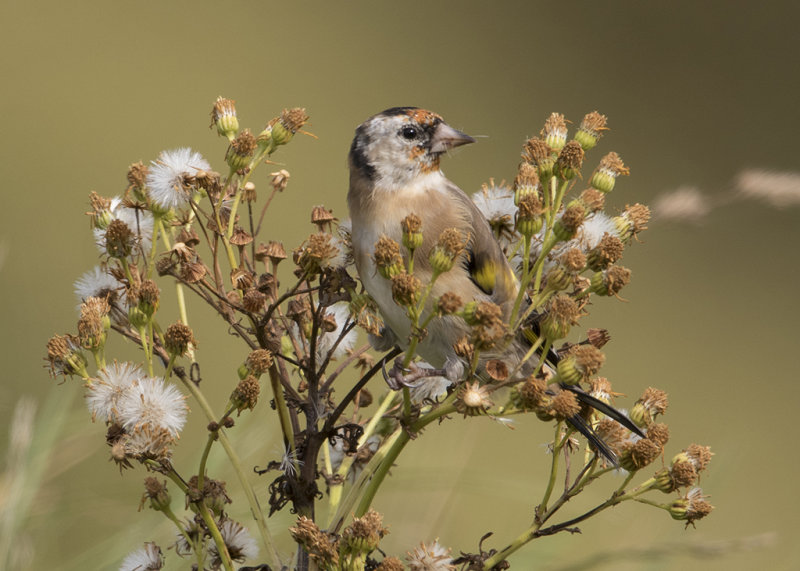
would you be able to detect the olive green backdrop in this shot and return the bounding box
[1,1,798,569]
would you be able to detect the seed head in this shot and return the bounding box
[231,376,260,413]
[540,294,580,340]
[630,387,669,428]
[164,322,196,357]
[429,228,468,274]
[391,272,421,307]
[105,219,135,258]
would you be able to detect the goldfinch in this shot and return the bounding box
[347,107,642,461]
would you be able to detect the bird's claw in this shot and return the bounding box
[382,358,449,390]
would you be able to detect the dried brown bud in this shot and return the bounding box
[311,205,336,231]
[231,376,260,413]
[105,219,134,258]
[437,292,463,315]
[242,289,267,313]
[270,169,290,192]
[390,272,421,306]
[560,248,586,273]
[164,322,196,357]
[245,349,273,375]
[580,188,606,212]
[549,389,581,420]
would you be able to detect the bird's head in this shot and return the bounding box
[348,107,475,191]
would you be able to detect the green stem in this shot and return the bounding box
[268,365,298,474]
[197,501,234,571]
[175,373,281,568]
[326,391,397,527]
[539,421,564,512]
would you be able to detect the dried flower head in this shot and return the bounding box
[591,152,630,193]
[586,233,624,271]
[244,349,273,376]
[373,235,403,279]
[437,292,463,315]
[541,112,568,151]
[242,288,267,313]
[164,322,196,357]
[46,334,87,378]
[391,272,421,307]
[341,509,387,554]
[78,296,110,349]
[270,169,291,192]
[556,140,585,179]
[210,96,239,140]
[401,212,423,251]
[407,539,455,571]
[429,228,468,274]
[311,205,337,232]
[556,345,605,385]
[295,233,343,275]
[590,265,631,297]
[669,488,714,526]
[615,203,650,241]
[554,203,586,241]
[575,111,608,150]
[619,436,662,471]
[511,375,548,410]
[549,388,581,420]
[231,376,260,413]
[540,294,580,340]
[105,219,135,259]
[630,387,669,428]
[290,516,340,569]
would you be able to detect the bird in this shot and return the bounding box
[347,107,643,462]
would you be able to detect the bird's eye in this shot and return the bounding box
[400,126,419,140]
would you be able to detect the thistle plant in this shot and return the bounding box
[46,100,713,571]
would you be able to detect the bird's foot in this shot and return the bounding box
[382,358,448,390]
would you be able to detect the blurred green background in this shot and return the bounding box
[1,0,798,569]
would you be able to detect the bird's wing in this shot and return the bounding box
[440,180,519,304]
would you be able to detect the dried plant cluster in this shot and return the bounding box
[46,99,713,571]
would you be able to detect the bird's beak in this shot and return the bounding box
[429,123,476,154]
